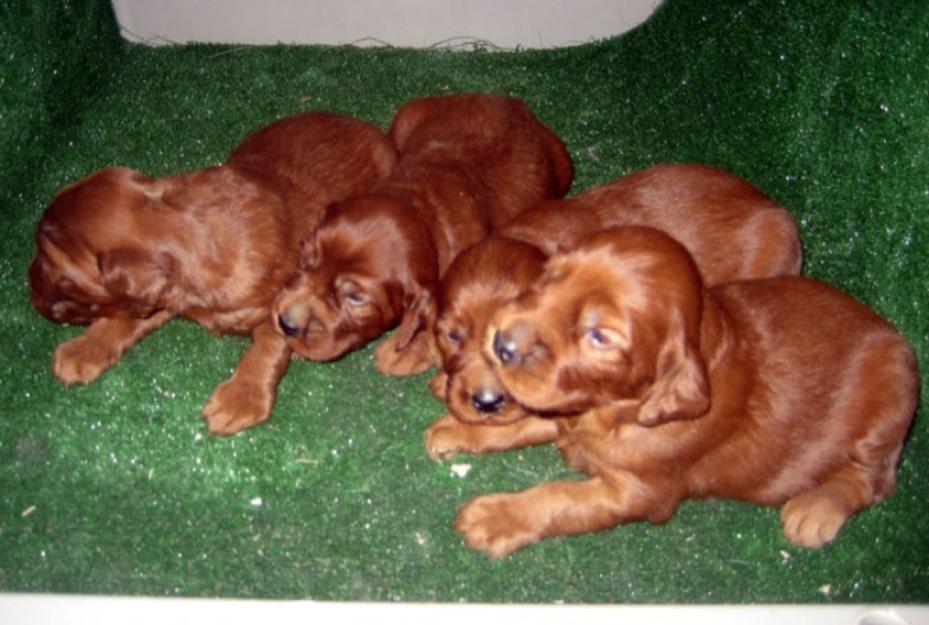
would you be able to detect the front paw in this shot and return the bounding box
[425,415,472,461]
[53,336,120,386]
[780,492,849,549]
[455,493,540,559]
[374,332,435,377]
[428,371,448,399]
[202,378,273,435]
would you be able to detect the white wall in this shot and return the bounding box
[111,0,661,48]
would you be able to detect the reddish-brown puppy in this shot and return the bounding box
[426,164,802,457]
[450,226,917,558]
[271,93,573,376]
[29,112,397,435]
[273,94,573,375]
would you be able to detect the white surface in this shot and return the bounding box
[110,0,660,48]
[0,594,927,625]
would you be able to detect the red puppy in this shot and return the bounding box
[426,164,802,457]
[29,112,397,434]
[450,226,917,558]
[272,93,573,376]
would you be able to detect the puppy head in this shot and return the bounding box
[29,168,177,325]
[272,194,438,361]
[434,237,546,424]
[485,226,710,425]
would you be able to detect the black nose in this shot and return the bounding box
[278,314,302,337]
[493,330,519,365]
[471,389,506,414]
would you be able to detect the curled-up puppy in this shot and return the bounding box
[451,226,917,558]
[426,164,802,459]
[271,93,574,376]
[29,112,397,435]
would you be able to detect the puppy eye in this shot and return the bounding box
[446,329,463,345]
[585,327,620,350]
[345,292,369,307]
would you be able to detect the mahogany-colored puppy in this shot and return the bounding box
[450,226,917,558]
[272,93,573,376]
[426,164,802,457]
[29,112,397,435]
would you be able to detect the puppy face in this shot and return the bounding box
[30,230,110,325]
[29,168,176,325]
[434,238,546,424]
[273,194,438,361]
[485,227,710,424]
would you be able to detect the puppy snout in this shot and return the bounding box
[277,312,303,337]
[471,388,506,414]
[275,298,314,338]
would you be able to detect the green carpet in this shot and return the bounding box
[1,0,927,603]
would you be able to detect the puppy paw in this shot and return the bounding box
[424,415,472,461]
[455,493,539,559]
[53,336,120,386]
[780,492,849,548]
[428,371,449,399]
[202,378,273,436]
[374,333,435,377]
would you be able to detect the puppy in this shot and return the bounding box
[271,93,574,376]
[450,226,917,558]
[29,112,397,435]
[426,164,802,458]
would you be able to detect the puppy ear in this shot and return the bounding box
[97,247,175,317]
[395,288,436,350]
[375,288,438,376]
[636,326,709,427]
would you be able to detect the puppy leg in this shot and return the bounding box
[780,462,888,548]
[375,330,436,377]
[428,371,449,399]
[203,320,290,435]
[456,475,656,558]
[53,311,173,386]
[425,414,559,461]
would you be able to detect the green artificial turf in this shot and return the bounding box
[1,0,928,603]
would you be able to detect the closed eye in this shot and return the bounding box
[584,326,624,350]
[446,328,464,346]
[345,291,369,307]
[437,319,467,349]
[335,277,372,309]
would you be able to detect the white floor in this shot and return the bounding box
[0,594,925,625]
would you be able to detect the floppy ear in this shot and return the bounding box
[97,247,175,317]
[374,287,438,376]
[636,325,709,427]
[395,288,436,350]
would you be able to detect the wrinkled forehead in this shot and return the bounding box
[532,248,656,316]
[438,287,511,336]
[315,211,403,271]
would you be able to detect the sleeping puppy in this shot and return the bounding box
[453,226,917,558]
[426,164,802,457]
[271,93,574,376]
[29,112,397,435]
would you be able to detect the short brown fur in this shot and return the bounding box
[272,93,573,375]
[447,226,916,558]
[29,112,397,434]
[426,164,802,451]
